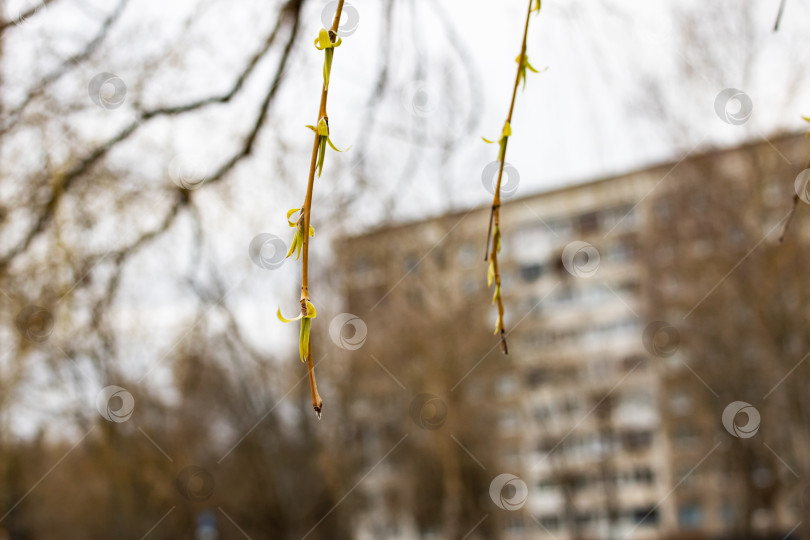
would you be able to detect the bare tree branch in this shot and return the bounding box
[0,0,130,135]
[0,0,57,34]
[0,0,302,271]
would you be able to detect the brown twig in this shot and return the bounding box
[485,0,536,355]
[779,157,810,243]
[773,0,787,31]
[778,194,799,243]
[300,0,345,418]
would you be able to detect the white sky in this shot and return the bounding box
[2,0,809,435]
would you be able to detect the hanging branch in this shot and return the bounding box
[278,0,348,419]
[482,0,541,354]
[778,117,810,243]
[773,0,787,31]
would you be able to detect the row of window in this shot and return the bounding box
[536,467,656,493]
[531,389,656,425]
[514,203,638,242]
[524,355,648,388]
[532,506,659,531]
[512,237,639,285]
[536,429,655,458]
[523,317,641,348]
[517,281,639,314]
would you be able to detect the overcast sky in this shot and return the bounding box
[3,0,809,435]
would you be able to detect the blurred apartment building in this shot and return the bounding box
[335,133,808,540]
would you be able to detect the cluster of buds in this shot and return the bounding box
[277,16,351,418]
[479,0,543,353]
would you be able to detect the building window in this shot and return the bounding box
[548,218,572,236]
[536,515,559,530]
[621,430,653,451]
[403,253,419,273]
[574,512,593,527]
[671,425,699,449]
[352,256,371,274]
[633,467,655,484]
[632,507,659,526]
[499,411,518,431]
[605,236,638,262]
[669,392,692,416]
[577,212,599,233]
[653,198,672,221]
[526,368,548,387]
[519,263,544,282]
[496,375,516,396]
[462,277,478,294]
[506,516,524,532]
[457,242,476,265]
[603,203,637,230]
[677,504,703,528]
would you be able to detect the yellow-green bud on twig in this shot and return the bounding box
[306,119,349,178]
[277,300,318,362]
[286,208,315,260]
[314,28,342,90]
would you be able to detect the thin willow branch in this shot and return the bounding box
[773,0,787,31]
[484,0,536,355]
[299,0,345,418]
[779,156,810,243]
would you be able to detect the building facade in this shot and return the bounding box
[335,133,809,540]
